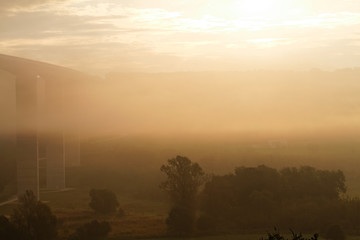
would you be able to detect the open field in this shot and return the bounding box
[2,136,360,239]
[2,186,360,240]
[0,187,169,239]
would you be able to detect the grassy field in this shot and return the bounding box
[2,187,360,239]
[2,136,360,239]
[0,187,169,239]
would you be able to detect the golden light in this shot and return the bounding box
[235,0,302,19]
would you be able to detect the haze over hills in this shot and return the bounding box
[1,54,360,140]
[2,1,360,238]
[100,70,360,137]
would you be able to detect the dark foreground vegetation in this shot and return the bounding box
[0,190,57,240]
[200,165,348,233]
[1,154,360,239]
[159,156,358,239]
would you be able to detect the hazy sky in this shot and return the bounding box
[1,0,360,74]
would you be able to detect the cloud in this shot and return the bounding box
[0,0,66,11]
[1,0,360,73]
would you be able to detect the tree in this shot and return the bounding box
[89,189,119,214]
[160,156,206,234]
[281,167,346,200]
[200,165,348,231]
[0,215,20,240]
[160,156,206,207]
[11,190,57,240]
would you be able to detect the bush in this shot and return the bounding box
[0,215,19,240]
[11,190,57,240]
[68,220,111,240]
[325,225,346,240]
[166,205,196,235]
[89,189,119,214]
[0,191,57,240]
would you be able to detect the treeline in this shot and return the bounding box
[199,165,352,233]
[160,157,360,237]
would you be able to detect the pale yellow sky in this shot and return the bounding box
[1,0,360,74]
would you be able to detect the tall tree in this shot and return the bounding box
[160,156,206,234]
[11,190,57,240]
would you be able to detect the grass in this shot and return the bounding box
[139,234,264,240]
[14,187,168,239]
[138,235,360,240]
[2,136,360,238]
[3,187,360,239]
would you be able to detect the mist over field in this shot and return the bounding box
[2,0,360,239]
[84,70,360,137]
[4,69,360,137]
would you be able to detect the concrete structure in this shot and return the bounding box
[0,54,85,199]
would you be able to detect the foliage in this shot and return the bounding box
[89,189,119,214]
[260,228,319,240]
[0,215,20,240]
[343,197,360,232]
[12,190,57,240]
[201,165,347,231]
[166,205,196,235]
[0,191,58,240]
[280,166,346,200]
[160,156,207,234]
[68,220,111,240]
[160,155,206,207]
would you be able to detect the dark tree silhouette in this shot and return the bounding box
[89,189,119,214]
[160,156,206,207]
[11,190,57,240]
[201,165,347,231]
[160,156,206,235]
[0,215,20,240]
[281,166,346,200]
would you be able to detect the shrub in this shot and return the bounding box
[11,190,57,240]
[89,189,119,214]
[0,191,57,240]
[0,215,19,240]
[166,205,195,235]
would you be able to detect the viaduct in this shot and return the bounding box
[0,54,86,199]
